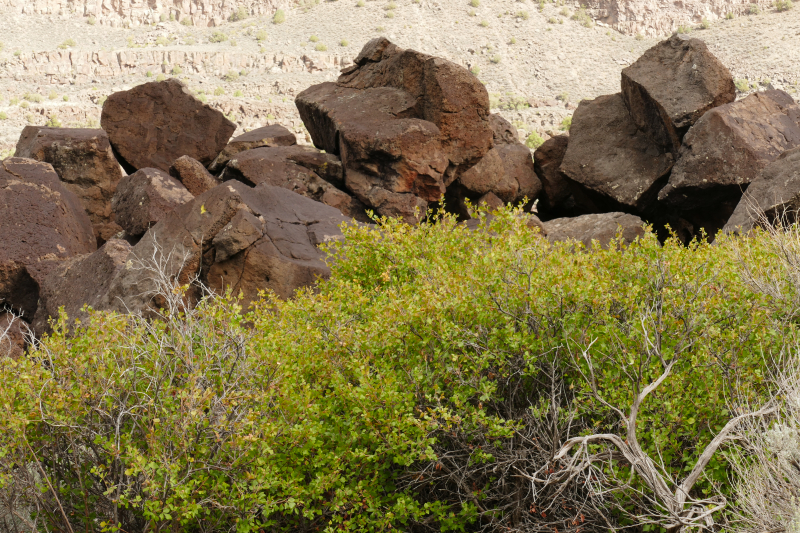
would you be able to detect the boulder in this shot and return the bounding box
[534,134,573,216]
[112,168,194,238]
[495,143,541,203]
[208,124,297,173]
[658,90,800,236]
[14,127,124,244]
[101,78,236,172]
[0,158,95,319]
[458,148,519,203]
[543,212,646,249]
[724,147,800,234]
[220,145,370,222]
[621,34,735,153]
[489,114,520,145]
[32,239,132,334]
[0,313,26,360]
[169,155,221,197]
[560,93,674,214]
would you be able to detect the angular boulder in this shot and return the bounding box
[658,90,800,236]
[220,145,370,222]
[0,313,27,360]
[112,168,194,238]
[14,126,124,244]
[0,158,95,319]
[208,124,297,173]
[170,155,221,197]
[724,147,800,234]
[544,212,646,249]
[621,34,735,153]
[496,143,541,204]
[489,114,520,145]
[560,93,674,214]
[534,134,573,217]
[101,78,237,172]
[32,239,132,334]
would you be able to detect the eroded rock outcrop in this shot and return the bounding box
[14,126,124,244]
[101,78,236,172]
[112,168,194,239]
[209,124,297,173]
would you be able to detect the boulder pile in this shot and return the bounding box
[3,35,800,356]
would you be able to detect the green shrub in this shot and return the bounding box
[62,95,69,101]
[155,35,169,46]
[19,100,28,109]
[470,0,480,6]
[490,54,501,63]
[58,38,77,49]
[635,31,644,39]
[45,114,62,127]
[516,10,529,19]
[256,29,268,41]
[156,73,166,81]
[560,115,572,130]
[224,70,239,81]
[701,17,710,28]
[468,8,476,15]
[340,39,349,46]
[229,6,249,21]
[470,66,480,75]
[234,89,243,97]
[525,130,544,149]
[385,10,395,17]
[357,0,365,5]
[23,93,42,103]
[159,12,167,22]
[571,6,593,26]
[479,18,489,26]
[0,111,7,120]
[171,65,182,75]
[509,36,517,44]
[87,15,96,25]
[749,3,761,13]
[775,0,793,10]
[48,91,57,100]
[726,11,735,18]
[180,17,193,25]
[209,31,227,43]
[214,86,225,96]
[13,50,20,57]
[386,0,398,8]
[309,35,319,42]
[676,23,692,32]
[735,78,751,92]
[273,8,286,23]
[315,43,328,51]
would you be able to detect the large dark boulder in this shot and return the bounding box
[724,147,800,234]
[101,78,236,172]
[534,134,573,217]
[543,212,646,249]
[621,34,735,153]
[170,156,221,197]
[658,90,800,237]
[560,93,674,214]
[0,158,95,319]
[489,113,520,145]
[14,126,125,244]
[112,168,194,238]
[208,124,297,173]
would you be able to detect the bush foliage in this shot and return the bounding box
[0,209,788,532]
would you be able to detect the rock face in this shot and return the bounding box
[489,114,520,145]
[724,147,800,234]
[112,168,194,238]
[543,212,646,248]
[621,34,735,153]
[209,124,297,173]
[32,239,132,334]
[220,145,370,222]
[170,156,222,197]
[296,38,492,223]
[0,313,26,360]
[534,135,573,217]
[14,126,124,244]
[560,93,674,214]
[101,78,236,172]
[658,90,800,213]
[0,158,96,319]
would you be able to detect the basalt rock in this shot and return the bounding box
[560,93,674,214]
[14,126,124,244]
[170,155,221,197]
[621,34,735,153]
[112,168,194,238]
[208,124,297,173]
[533,134,574,217]
[489,113,520,145]
[0,312,27,360]
[543,212,646,249]
[0,158,95,319]
[101,78,236,172]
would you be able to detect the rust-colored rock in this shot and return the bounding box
[534,134,573,216]
[544,212,646,249]
[220,145,370,222]
[0,313,27,360]
[621,34,735,153]
[32,239,132,335]
[489,113,520,145]
[101,78,236,172]
[458,148,519,203]
[496,143,541,203]
[14,126,125,245]
[209,124,297,173]
[660,90,800,211]
[0,158,96,319]
[170,155,221,197]
[560,93,674,214]
[112,168,194,238]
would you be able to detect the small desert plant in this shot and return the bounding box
[775,0,793,10]
[145,70,153,77]
[701,17,710,28]
[87,15,96,25]
[516,10,529,19]
[229,6,249,21]
[309,35,319,42]
[469,8,476,15]
[560,116,572,130]
[155,35,169,46]
[490,54,501,63]
[171,65,182,75]
[479,19,489,26]
[97,95,107,106]
[386,10,395,17]
[315,43,328,51]
[13,50,20,57]
[571,7,593,27]
[386,0,398,8]
[538,0,545,11]
[470,0,480,6]
[676,23,692,33]
[58,38,76,49]
[340,39,349,46]
[376,25,385,31]
[197,94,207,103]
[159,12,167,22]
[273,8,286,23]
[224,70,239,81]
[184,35,196,45]
[547,16,558,23]
[234,90,243,97]
[525,131,544,149]
[635,32,644,39]
[357,0,365,5]
[470,66,480,75]
[256,29,268,41]
[48,91,57,100]
[726,11,735,18]
[509,36,517,44]
[156,73,166,81]
[9,98,18,106]
[230,39,237,46]
[749,3,761,13]
[23,93,42,103]
[0,112,7,120]
[209,31,227,43]
[214,86,225,96]
[45,115,62,127]
[180,17,193,25]
[170,11,175,21]
[735,78,751,92]
[559,6,570,16]
[62,95,69,101]
[556,91,569,102]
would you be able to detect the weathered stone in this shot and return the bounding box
[560,93,674,213]
[621,34,735,153]
[724,147,800,234]
[112,168,194,238]
[101,78,236,172]
[477,192,505,210]
[208,124,297,173]
[0,313,26,360]
[220,145,370,222]
[459,148,519,203]
[659,90,800,213]
[533,134,572,216]
[489,113,520,145]
[212,209,264,263]
[496,143,541,203]
[543,212,646,249]
[170,155,221,197]
[0,158,96,318]
[14,126,125,244]
[32,239,132,334]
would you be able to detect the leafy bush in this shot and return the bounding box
[309,35,319,42]
[214,86,225,96]
[58,38,77,49]
[749,3,761,14]
[560,115,572,130]
[229,6,249,21]
[234,90,243,97]
[701,17,710,28]
[315,43,328,51]
[171,65,182,75]
[775,0,793,11]
[385,10,395,17]
[87,15,96,25]
[0,112,7,120]
[479,19,488,26]
[256,29,268,41]
[571,6,593,26]
[676,23,692,33]
[0,209,789,532]
[357,0,365,6]
[155,73,166,82]
[209,31,227,43]
[62,95,69,101]
[516,10,529,19]
[224,70,239,81]
[470,0,480,6]
[48,91,57,100]
[726,11,735,18]
[180,17,193,26]
[273,9,286,23]
[340,39,349,46]
[736,78,751,92]
[525,131,544,149]
[45,114,61,127]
